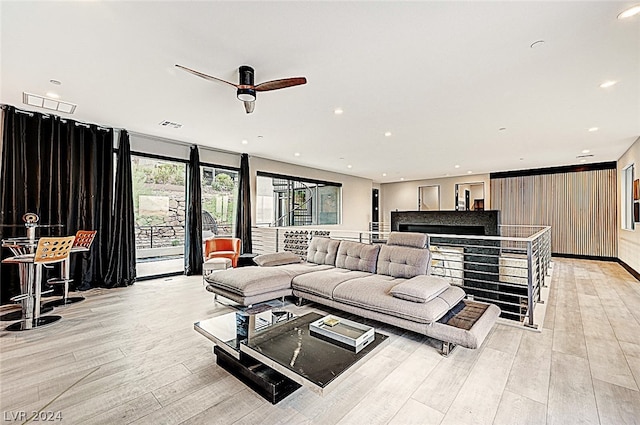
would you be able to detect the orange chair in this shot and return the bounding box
[204,237,241,268]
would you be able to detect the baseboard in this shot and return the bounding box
[551,253,640,282]
[618,259,640,282]
[136,271,184,281]
[551,253,618,262]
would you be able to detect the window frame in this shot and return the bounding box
[256,171,342,227]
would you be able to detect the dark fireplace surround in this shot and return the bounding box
[390,210,500,236]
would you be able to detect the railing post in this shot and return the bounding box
[150,226,154,249]
[526,240,537,329]
[275,229,279,252]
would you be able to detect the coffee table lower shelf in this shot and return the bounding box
[214,346,301,404]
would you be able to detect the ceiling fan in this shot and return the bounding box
[175,64,307,114]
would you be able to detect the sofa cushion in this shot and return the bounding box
[292,268,371,299]
[307,237,341,266]
[387,232,427,248]
[254,251,302,267]
[376,245,431,278]
[206,263,332,297]
[332,275,466,324]
[389,275,450,303]
[335,241,380,273]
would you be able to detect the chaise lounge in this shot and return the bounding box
[205,232,500,355]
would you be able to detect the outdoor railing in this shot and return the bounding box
[135,223,235,250]
[135,225,185,249]
[251,225,552,328]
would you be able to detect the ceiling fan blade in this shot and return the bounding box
[175,64,238,88]
[255,77,307,92]
[244,101,255,114]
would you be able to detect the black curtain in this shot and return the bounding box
[1,105,114,302]
[184,145,203,275]
[104,130,136,287]
[235,153,252,254]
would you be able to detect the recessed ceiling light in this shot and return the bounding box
[588,127,599,132]
[241,139,248,145]
[454,165,460,169]
[294,152,300,157]
[334,108,343,115]
[618,5,640,19]
[49,79,61,85]
[467,171,473,174]
[347,164,352,169]
[384,131,392,137]
[580,159,587,163]
[257,135,264,139]
[498,127,507,131]
[400,178,405,181]
[600,80,617,88]
[582,149,591,154]
[46,92,59,99]
[382,173,387,177]
[530,40,545,48]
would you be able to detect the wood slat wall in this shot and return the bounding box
[490,168,617,257]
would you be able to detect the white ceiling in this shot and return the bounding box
[1,1,639,183]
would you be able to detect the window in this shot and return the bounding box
[622,164,635,230]
[200,165,239,237]
[256,172,341,226]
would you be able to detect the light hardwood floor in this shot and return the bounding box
[1,258,639,425]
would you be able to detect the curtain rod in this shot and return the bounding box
[3,104,111,131]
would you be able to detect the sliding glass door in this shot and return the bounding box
[131,154,187,278]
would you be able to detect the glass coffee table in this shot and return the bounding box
[195,309,388,404]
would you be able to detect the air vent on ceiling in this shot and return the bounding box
[23,92,77,114]
[159,120,183,129]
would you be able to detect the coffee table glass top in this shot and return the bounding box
[242,312,388,391]
[194,304,295,359]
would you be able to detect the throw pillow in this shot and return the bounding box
[254,251,302,267]
[390,275,450,303]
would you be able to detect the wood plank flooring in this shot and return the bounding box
[1,258,639,424]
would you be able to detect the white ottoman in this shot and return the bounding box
[203,258,232,285]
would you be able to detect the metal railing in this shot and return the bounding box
[135,223,234,249]
[135,225,185,249]
[427,225,551,328]
[251,225,552,328]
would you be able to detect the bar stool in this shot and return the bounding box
[44,230,97,308]
[2,235,75,331]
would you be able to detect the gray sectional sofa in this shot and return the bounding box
[205,232,500,354]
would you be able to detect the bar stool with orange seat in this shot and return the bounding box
[204,237,241,268]
[2,235,75,331]
[44,230,97,308]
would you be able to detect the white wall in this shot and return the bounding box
[380,174,491,224]
[128,132,239,169]
[618,136,640,274]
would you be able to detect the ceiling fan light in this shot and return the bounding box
[237,88,256,102]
